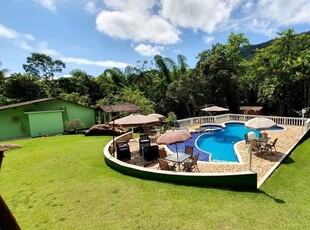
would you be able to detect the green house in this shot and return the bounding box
[0,98,96,141]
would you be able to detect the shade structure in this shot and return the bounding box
[147,113,165,120]
[109,113,160,127]
[157,130,192,160]
[245,117,277,130]
[201,105,229,112]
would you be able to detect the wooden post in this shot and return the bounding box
[0,144,22,229]
[0,150,3,172]
[0,195,21,230]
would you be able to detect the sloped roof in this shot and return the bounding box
[240,106,263,111]
[97,104,140,113]
[0,98,93,111]
[0,98,54,111]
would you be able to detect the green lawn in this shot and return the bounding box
[1,135,310,229]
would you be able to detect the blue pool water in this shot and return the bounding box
[167,122,284,163]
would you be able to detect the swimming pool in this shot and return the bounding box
[167,122,284,163]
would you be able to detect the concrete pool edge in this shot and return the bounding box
[103,132,257,190]
[257,129,310,188]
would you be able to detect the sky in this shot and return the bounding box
[1,0,310,78]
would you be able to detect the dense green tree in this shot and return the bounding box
[115,88,155,115]
[1,29,309,119]
[3,73,47,102]
[23,53,65,80]
[166,70,208,117]
[0,62,9,105]
[247,29,310,115]
[58,92,90,106]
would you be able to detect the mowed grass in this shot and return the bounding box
[1,135,310,229]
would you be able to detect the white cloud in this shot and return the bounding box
[61,57,129,68]
[134,44,164,56]
[242,0,253,12]
[203,36,214,44]
[14,40,32,50]
[256,0,310,25]
[244,0,310,36]
[0,24,19,39]
[85,2,98,15]
[0,24,34,50]
[95,0,180,45]
[161,0,241,33]
[34,0,57,12]
[37,41,59,56]
[248,19,278,37]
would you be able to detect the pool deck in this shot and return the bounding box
[125,123,302,187]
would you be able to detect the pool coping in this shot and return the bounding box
[103,132,258,190]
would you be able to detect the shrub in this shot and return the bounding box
[64,119,85,132]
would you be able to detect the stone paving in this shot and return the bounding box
[125,124,302,184]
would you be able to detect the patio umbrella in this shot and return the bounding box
[200,105,229,112]
[109,113,160,127]
[147,113,165,120]
[156,130,192,159]
[245,117,277,130]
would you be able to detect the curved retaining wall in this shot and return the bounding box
[103,132,257,190]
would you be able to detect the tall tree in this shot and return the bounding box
[251,29,310,115]
[3,73,47,102]
[23,53,65,80]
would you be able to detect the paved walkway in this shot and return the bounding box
[126,124,302,183]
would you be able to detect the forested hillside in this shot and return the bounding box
[1,29,309,119]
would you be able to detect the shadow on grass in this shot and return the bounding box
[281,156,295,164]
[258,190,285,203]
[211,187,286,204]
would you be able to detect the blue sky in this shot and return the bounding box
[1,0,310,77]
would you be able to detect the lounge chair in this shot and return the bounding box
[265,138,278,152]
[183,154,200,172]
[158,148,168,158]
[143,145,159,161]
[116,141,131,161]
[158,158,176,171]
[139,134,150,155]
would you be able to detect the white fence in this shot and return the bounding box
[177,114,309,130]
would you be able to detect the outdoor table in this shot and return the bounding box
[165,152,191,171]
[257,137,270,143]
[257,137,270,150]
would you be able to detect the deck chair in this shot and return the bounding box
[183,154,200,172]
[244,134,250,148]
[116,141,131,161]
[251,139,261,154]
[184,145,194,162]
[184,145,194,157]
[158,159,175,171]
[265,138,278,152]
[158,148,168,158]
[139,134,150,155]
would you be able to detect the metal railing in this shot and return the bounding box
[177,114,309,130]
